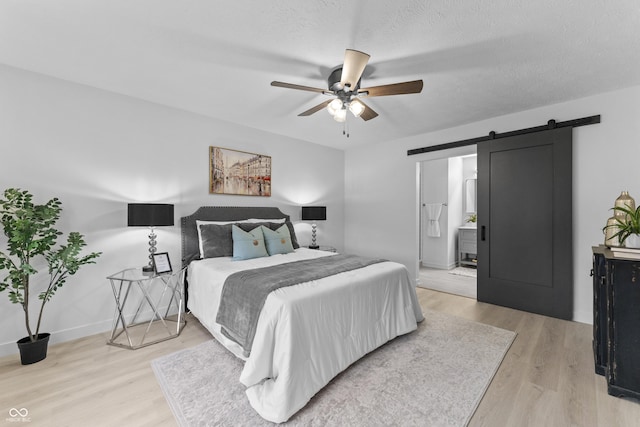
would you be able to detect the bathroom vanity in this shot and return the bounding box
[458,226,477,267]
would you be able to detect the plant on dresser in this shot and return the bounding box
[605,204,640,248]
[0,188,101,364]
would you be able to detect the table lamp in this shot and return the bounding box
[128,203,174,272]
[301,206,326,249]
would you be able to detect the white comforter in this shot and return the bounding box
[187,248,424,423]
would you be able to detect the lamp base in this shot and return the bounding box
[310,223,319,249]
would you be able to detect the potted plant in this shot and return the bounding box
[604,204,640,248]
[0,188,101,364]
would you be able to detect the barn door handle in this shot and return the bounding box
[481,225,486,241]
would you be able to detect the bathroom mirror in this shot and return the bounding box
[465,178,477,213]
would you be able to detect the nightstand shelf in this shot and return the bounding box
[309,245,337,253]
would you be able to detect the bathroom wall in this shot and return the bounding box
[420,158,448,268]
[420,157,462,269]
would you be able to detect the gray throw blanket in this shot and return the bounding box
[216,254,387,356]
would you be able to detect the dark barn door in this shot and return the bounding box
[477,127,573,319]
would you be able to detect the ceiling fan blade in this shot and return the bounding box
[271,81,327,94]
[356,99,379,121]
[340,49,370,91]
[298,99,333,116]
[359,80,424,97]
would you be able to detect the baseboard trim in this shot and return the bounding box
[0,319,112,359]
[573,309,592,325]
[0,305,180,358]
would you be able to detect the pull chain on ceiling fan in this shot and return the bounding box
[271,49,423,135]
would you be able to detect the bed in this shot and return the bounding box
[181,206,424,423]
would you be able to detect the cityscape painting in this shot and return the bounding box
[209,146,272,196]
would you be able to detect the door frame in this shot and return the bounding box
[414,145,477,285]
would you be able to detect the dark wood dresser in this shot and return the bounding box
[592,245,640,400]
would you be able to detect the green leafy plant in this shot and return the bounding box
[603,205,640,245]
[466,213,477,223]
[0,188,101,342]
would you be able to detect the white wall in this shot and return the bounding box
[345,85,640,324]
[0,64,345,357]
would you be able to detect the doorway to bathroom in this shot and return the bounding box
[417,153,477,299]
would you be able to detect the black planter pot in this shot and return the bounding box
[16,333,50,365]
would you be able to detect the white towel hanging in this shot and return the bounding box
[424,203,443,237]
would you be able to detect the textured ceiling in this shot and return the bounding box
[2,1,640,149]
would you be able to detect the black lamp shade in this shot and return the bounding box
[127,203,174,227]
[301,206,326,221]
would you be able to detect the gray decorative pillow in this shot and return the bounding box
[199,223,234,258]
[284,221,300,249]
[236,222,271,232]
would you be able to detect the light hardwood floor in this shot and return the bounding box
[419,266,477,299]
[1,289,639,426]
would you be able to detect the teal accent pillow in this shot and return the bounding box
[261,224,294,255]
[231,225,268,260]
[236,221,300,249]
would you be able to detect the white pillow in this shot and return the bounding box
[245,218,286,223]
[196,219,246,226]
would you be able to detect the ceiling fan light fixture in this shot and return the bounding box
[349,100,365,117]
[327,99,343,116]
[271,49,423,127]
[333,108,347,122]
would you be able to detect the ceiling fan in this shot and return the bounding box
[271,49,423,127]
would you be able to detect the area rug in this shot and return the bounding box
[152,309,515,426]
[448,266,477,278]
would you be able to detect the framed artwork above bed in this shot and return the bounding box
[209,146,271,197]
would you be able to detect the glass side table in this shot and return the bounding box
[107,267,186,349]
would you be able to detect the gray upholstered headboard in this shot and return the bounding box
[180,206,291,268]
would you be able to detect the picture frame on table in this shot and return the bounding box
[152,252,172,275]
